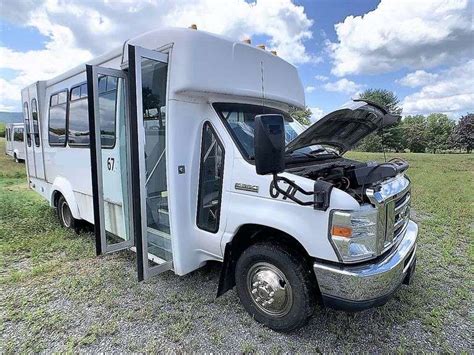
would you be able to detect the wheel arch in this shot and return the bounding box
[50,177,81,219]
[217,223,316,298]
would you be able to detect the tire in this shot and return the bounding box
[14,153,19,163]
[57,195,76,230]
[235,243,314,332]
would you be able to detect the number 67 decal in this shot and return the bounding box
[107,157,115,171]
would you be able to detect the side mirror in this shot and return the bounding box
[254,114,285,175]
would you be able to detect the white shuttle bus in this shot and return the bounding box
[5,122,26,162]
[21,27,417,331]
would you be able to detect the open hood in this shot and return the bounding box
[286,99,400,154]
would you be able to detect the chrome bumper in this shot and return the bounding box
[313,220,418,311]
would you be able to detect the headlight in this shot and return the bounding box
[329,208,378,263]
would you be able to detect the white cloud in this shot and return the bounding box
[309,106,324,123]
[328,0,473,76]
[397,70,439,88]
[305,86,315,93]
[403,60,474,116]
[1,0,315,110]
[323,78,363,94]
[314,75,328,81]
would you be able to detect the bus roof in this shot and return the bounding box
[42,27,305,108]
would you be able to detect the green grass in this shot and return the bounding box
[0,137,472,352]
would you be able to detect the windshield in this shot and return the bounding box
[214,103,304,159]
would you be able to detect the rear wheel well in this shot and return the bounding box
[217,224,317,297]
[52,190,62,208]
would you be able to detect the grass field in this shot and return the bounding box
[0,137,472,352]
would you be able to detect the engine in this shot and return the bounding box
[288,157,409,203]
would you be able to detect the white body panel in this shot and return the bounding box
[22,28,358,278]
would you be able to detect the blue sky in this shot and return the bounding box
[0,0,472,119]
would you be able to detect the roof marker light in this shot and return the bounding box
[243,38,251,44]
[271,50,277,56]
[189,24,197,30]
[257,44,266,50]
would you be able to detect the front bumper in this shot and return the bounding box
[313,220,418,311]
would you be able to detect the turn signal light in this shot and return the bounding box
[331,226,352,238]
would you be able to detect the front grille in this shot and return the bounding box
[366,175,411,255]
[385,191,411,249]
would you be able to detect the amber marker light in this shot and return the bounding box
[331,226,352,238]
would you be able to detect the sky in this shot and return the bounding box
[0,0,473,121]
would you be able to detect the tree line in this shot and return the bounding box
[358,111,473,154]
[293,89,473,154]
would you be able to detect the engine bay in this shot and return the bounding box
[287,157,409,203]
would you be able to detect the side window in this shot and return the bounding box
[48,90,68,146]
[14,128,24,142]
[31,98,40,147]
[23,102,31,147]
[68,83,89,146]
[196,122,225,233]
[98,76,117,148]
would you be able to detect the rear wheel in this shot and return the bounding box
[57,195,76,230]
[235,243,314,332]
[14,153,19,163]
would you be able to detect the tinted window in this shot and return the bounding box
[196,123,225,233]
[71,86,81,100]
[98,76,107,93]
[49,91,68,146]
[68,85,89,146]
[67,78,117,148]
[214,103,300,159]
[80,83,87,98]
[98,77,117,148]
[23,102,31,147]
[58,91,67,104]
[14,128,24,142]
[31,98,40,147]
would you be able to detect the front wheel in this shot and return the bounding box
[235,243,314,332]
[57,195,76,230]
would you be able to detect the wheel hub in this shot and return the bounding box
[61,202,72,227]
[247,262,293,317]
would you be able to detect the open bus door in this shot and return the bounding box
[86,44,173,281]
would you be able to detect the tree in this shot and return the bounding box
[402,115,427,153]
[356,89,404,152]
[358,88,403,115]
[425,113,455,153]
[357,133,383,152]
[289,106,312,126]
[450,113,473,153]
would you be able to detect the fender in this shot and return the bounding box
[50,176,81,219]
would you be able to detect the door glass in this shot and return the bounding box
[141,58,172,262]
[90,67,133,254]
[197,123,225,233]
[31,99,40,147]
[23,102,31,147]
